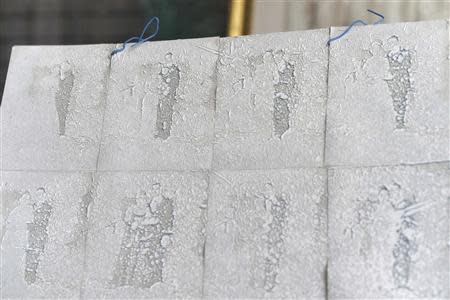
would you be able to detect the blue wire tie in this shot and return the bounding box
[327,9,384,46]
[111,16,160,56]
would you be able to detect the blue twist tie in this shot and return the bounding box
[111,16,160,56]
[327,9,384,46]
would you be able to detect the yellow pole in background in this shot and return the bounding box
[228,0,253,36]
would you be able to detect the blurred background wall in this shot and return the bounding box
[1,0,449,98]
[251,1,449,34]
[0,0,228,99]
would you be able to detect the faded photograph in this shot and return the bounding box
[1,1,448,299]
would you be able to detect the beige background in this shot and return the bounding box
[251,0,450,33]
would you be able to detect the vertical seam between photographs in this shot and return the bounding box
[201,36,222,298]
[324,25,332,300]
[79,48,114,299]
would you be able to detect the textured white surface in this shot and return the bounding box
[83,171,208,299]
[328,163,450,299]
[1,171,93,298]
[204,168,327,299]
[0,20,449,300]
[97,38,218,171]
[326,20,449,166]
[1,45,112,171]
[213,29,328,170]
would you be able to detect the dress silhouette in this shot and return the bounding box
[1,192,33,295]
[112,185,174,288]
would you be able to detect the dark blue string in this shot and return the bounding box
[111,16,160,56]
[368,9,385,25]
[327,9,384,46]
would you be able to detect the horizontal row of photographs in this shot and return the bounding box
[1,20,448,171]
[1,163,449,298]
